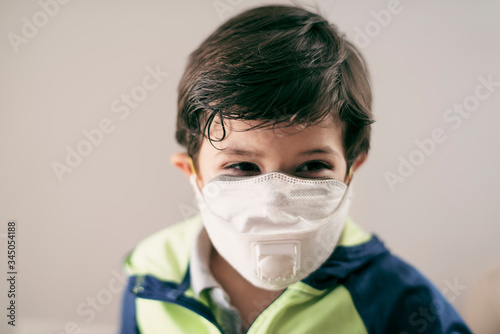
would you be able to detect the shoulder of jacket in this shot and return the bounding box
[122,214,202,282]
[343,251,471,333]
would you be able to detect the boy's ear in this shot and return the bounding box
[345,153,368,184]
[351,153,368,172]
[170,152,195,178]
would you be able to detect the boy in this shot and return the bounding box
[119,5,471,333]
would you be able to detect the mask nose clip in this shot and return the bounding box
[252,241,301,280]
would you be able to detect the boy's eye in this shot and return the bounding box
[224,162,261,175]
[296,161,332,173]
[223,161,332,177]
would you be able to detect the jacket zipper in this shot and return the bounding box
[243,288,288,334]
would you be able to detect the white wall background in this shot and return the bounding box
[1,0,499,333]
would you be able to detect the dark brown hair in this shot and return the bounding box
[176,4,374,174]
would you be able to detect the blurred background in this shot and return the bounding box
[1,0,499,333]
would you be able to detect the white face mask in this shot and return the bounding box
[190,171,352,291]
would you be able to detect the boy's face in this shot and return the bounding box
[193,117,349,190]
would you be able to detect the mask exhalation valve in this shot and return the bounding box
[252,241,301,280]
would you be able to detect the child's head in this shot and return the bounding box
[172,5,374,187]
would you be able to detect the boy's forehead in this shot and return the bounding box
[206,117,344,151]
[210,117,340,136]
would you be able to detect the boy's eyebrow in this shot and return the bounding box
[216,146,341,159]
[216,147,264,158]
[298,146,342,159]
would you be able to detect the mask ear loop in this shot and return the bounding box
[188,157,221,218]
[345,165,354,185]
[188,156,208,208]
[328,166,354,216]
[189,156,209,210]
[188,156,197,176]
